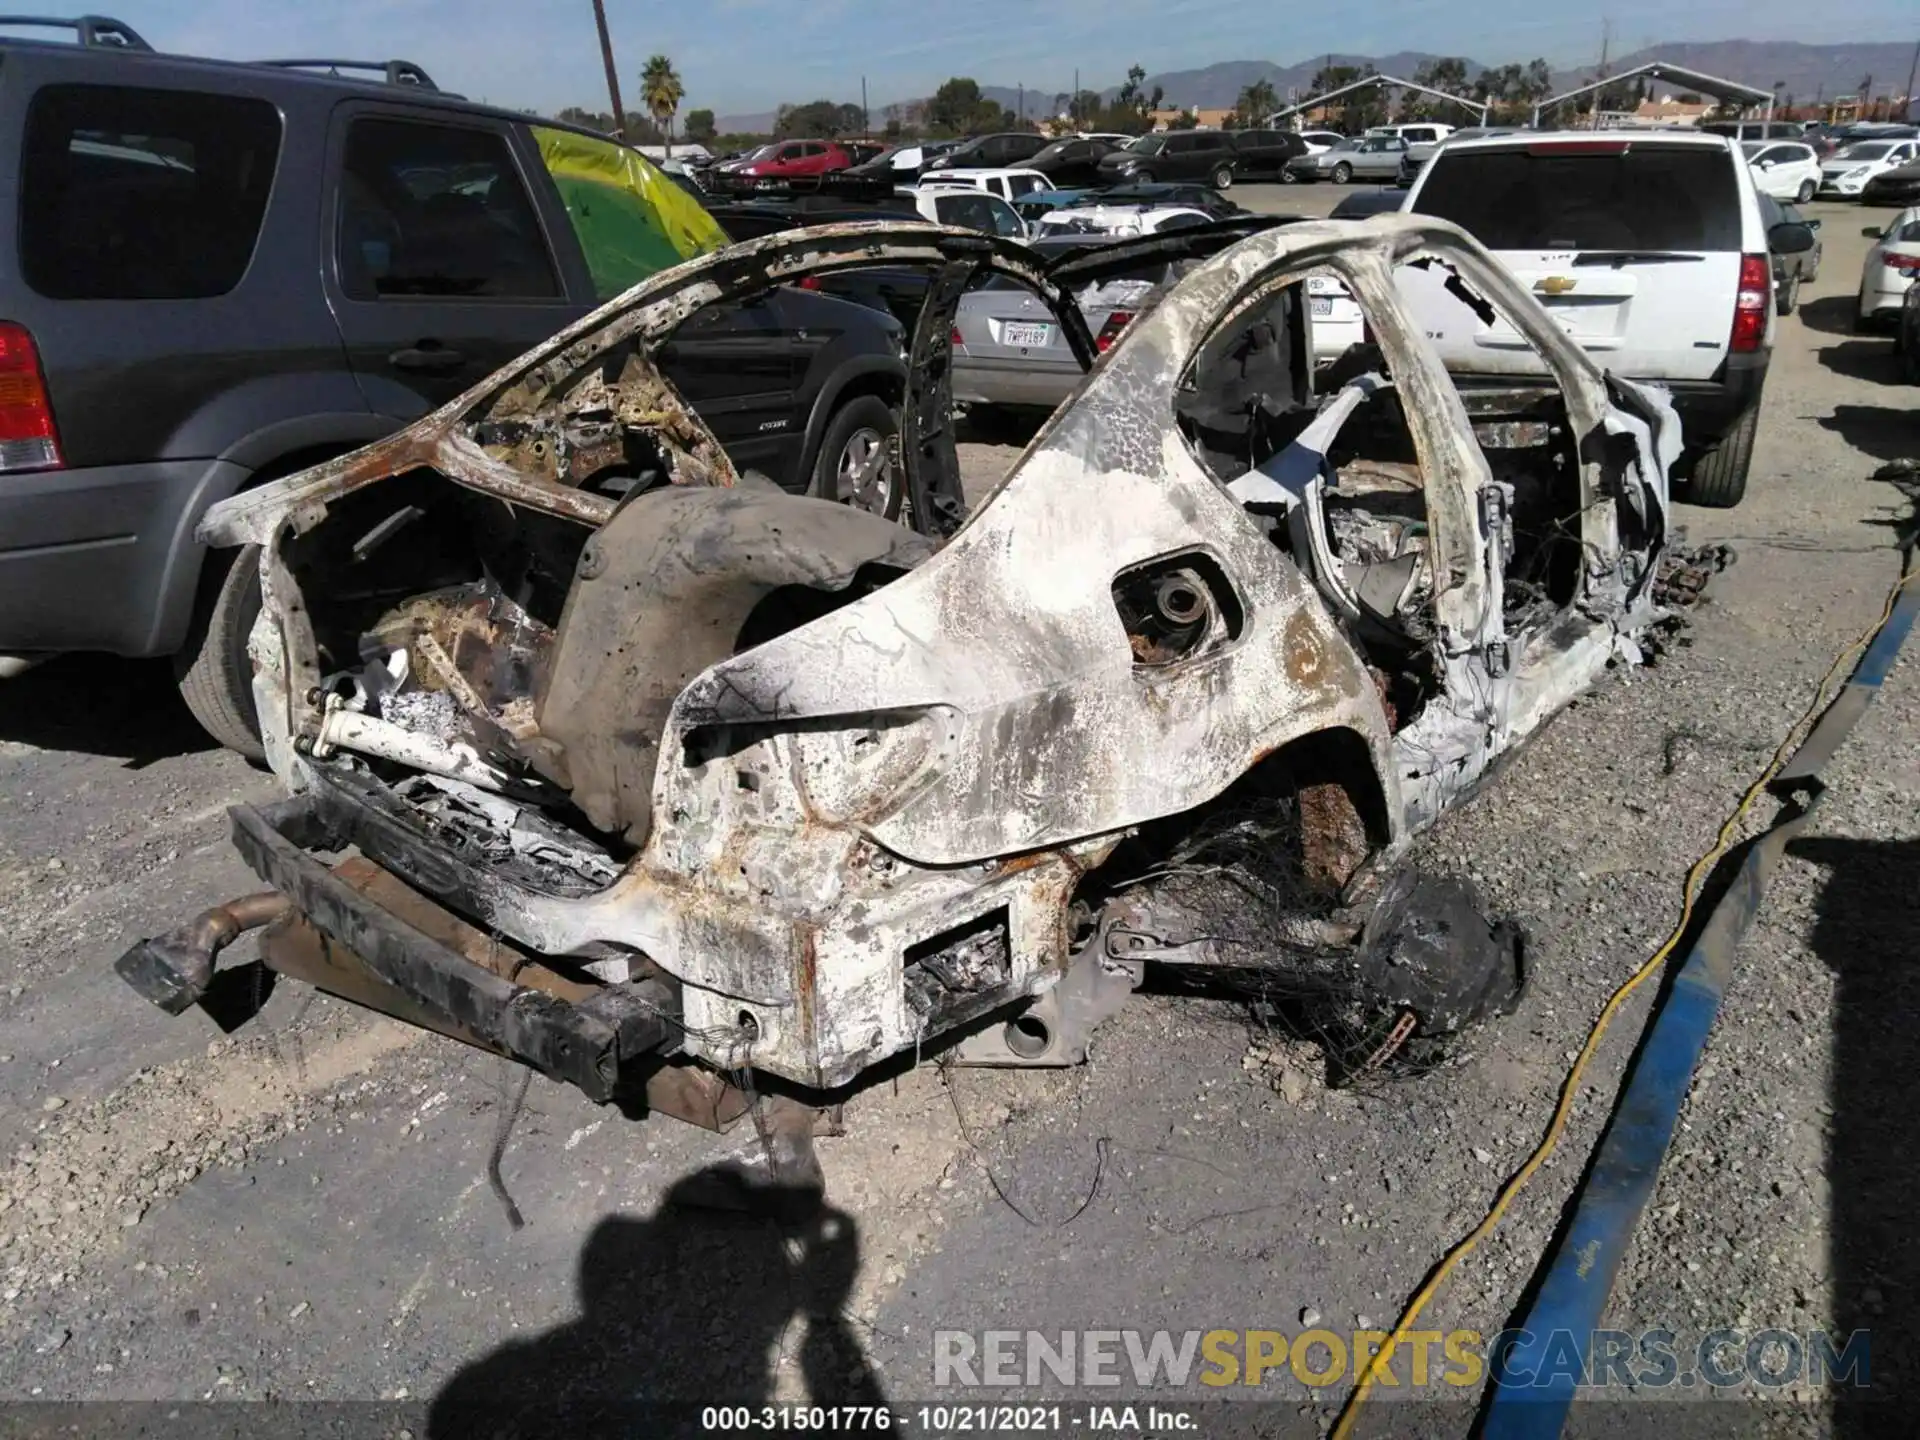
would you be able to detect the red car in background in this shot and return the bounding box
[738,138,855,178]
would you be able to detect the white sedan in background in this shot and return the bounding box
[1033,204,1216,238]
[1307,188,1401,361]
[1742,140,1822,202]
[1306,273,1365,362]
[1821,137,1920,198]
[1859,206,1920,329]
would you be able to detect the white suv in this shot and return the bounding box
[1369,122,1455,146]
[915,167,1054,203]
[1399,130,1775,507]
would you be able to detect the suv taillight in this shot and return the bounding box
[1096,310,1136,352]
[0,323,61,471]
[1730,254,1770,353]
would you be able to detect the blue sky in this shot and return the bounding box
[61,0,1920,119]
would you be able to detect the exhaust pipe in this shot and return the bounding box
[113,893,292,1014]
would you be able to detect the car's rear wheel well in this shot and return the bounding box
[1081,724,1392,919]
[1274,726,1392,846]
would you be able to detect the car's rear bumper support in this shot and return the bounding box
[115,792,680,1103]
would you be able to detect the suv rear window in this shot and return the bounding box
[1414,143,1742,252]
[20,84,281,300]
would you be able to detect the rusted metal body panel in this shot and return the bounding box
[176,215,1680,1096]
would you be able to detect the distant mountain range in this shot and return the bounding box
[711,39,1920,133]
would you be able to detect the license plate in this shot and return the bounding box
[1000,321,1052,348]
[1310,297,1333,316]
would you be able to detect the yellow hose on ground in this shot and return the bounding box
[1330,561,1919,1440]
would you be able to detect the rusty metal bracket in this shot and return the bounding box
[1102,922,1220,966]
[951,941,1144,1068]
[226,795,676,1101]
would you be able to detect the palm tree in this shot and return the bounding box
[640,54,685,155]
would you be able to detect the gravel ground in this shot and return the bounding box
[0,186,1913,1435]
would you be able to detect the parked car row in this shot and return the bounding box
[1799,120,1919,159]
[1286,122,1920,207]
[1018,181,1241,226]
[706,137,888,181]
[1818,135,1920,200]
[714,127,1368,197]
[1288,125,1475,187]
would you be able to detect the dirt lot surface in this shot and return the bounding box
[2,183,1914,1435]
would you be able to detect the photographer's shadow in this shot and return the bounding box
[430,1168,885,1439]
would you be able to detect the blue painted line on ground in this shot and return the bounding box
[1852,580,1920,691]
[1478,569,1918,1440]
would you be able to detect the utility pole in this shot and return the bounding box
[1073,67,1079,127]
[589,0,627,139]
[1903,39,1919,124]
[1591,18,1611,131]
[861,76,869,138]
[1019,83,1025,125]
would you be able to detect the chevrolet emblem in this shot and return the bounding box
[1535,276,1577,295]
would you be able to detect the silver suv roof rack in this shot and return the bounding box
[257,58,438,90]
[0,14,153,49]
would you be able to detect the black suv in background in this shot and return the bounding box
[1096,130,1238,189]
[922,131,1050,173]
[1226,130,1308,180]
[1025,135,1119,187]
[0,18,908,756]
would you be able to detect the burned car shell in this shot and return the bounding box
[197,216,1679,1092]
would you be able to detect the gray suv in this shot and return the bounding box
[0,18,908,755]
